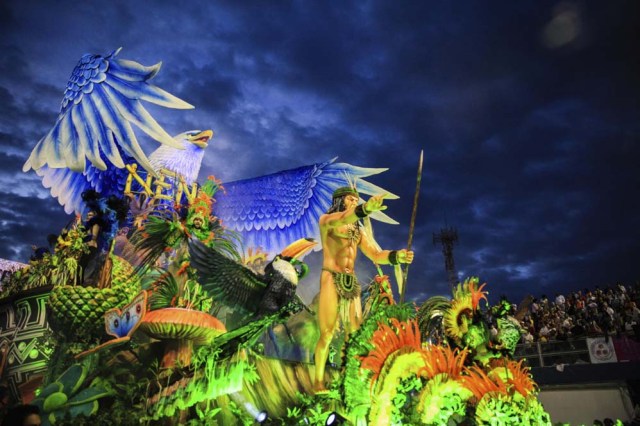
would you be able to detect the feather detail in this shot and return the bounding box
[106,64,193,109]
[215,158,399,257]
[188,238,266,316]
[23,49,195,214]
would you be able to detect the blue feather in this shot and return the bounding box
[82,95,125,168]
[214,158,398,256]
[24,48,193,214]
[25,49,400,260]
[37,146,134,214]
[108,58,160,82]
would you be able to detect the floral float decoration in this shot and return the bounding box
[6,47,558,424]
[297,276,553,425]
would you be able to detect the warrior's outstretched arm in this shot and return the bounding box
[359,227,414,265]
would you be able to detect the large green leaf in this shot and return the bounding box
[43,392,68,412]
[67,387,112,405]
[68,400,99,418]
[38,382,64,400]
[49,400,98,424]
[57,363,88,395]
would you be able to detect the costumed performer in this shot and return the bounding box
[313,186,414,393]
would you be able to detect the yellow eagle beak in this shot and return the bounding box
[189,130,213,149]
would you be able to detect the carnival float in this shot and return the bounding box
[0,48,553,425]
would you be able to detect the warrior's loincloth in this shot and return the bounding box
[322,268,363,329]
[322,268,361,300]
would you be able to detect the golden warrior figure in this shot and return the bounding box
[313,187,414,393]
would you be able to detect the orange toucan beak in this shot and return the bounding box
[280,238,317,260]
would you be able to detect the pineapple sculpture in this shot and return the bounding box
[48,255,141,341]
[46,191,142,343]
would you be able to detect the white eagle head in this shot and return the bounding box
[149,130,213,184]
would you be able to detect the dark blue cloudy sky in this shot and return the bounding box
[0,1,638,305]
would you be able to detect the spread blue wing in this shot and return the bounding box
[24,47,192,174]
[36,146,134,214]
[214,158,399,256]
[23,48,193,214]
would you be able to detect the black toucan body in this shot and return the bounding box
[188,237,316,358]
[188,237,316,322]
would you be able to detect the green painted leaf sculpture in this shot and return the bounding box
[37,382,63,400]
[57,363,87,395]
[47,256,141,341]
[31,363,112,425]
[43,392,68,412]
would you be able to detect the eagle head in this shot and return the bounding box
[149,129,213,184]
[184,129,213,149]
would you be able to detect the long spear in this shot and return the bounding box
[399,149,424,304]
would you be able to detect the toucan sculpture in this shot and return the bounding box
[188,237,317,321]
[189,237,317,357]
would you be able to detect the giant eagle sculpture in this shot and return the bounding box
[23,48,398,257]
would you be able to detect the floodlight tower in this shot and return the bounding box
[433,226,459,291]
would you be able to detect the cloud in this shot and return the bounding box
[0,190,70,260]
[0,0,637,307]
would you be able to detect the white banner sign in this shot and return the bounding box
[587,337,618,364]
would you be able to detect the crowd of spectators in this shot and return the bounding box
[515,283,640,344]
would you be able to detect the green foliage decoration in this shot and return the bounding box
[416,373,472,425]
[144,344,258,421]
[190,401,222,425]
[31,363,112,426]
[131,181,241,273]
[144,268,213,312]
[391,375,423,425]
[61,347,160,426]
[0,227,90,298]
[288,390,343,426]
[475,391,527,425]
[340,300,415,417]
